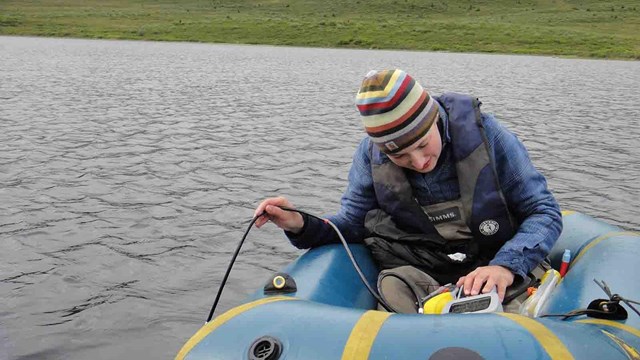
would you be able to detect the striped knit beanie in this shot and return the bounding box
[355,69,439,154]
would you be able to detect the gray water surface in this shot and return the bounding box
[1,36,639,359]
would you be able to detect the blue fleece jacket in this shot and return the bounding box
[287,105,562,278]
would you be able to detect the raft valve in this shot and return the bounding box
[248,336,282,360]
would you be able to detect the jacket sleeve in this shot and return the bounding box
[483,114,563,278]
[286,138,378,249]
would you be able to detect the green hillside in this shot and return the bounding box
[1,0,638,59]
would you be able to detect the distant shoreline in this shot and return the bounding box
[1,0,638,60]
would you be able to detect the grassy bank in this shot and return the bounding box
[1,0,639,59]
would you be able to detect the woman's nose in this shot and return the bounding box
[409,152,425,169]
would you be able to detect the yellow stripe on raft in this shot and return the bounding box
[175,296,297,360]
[498,313,574,360]
[561,210,576,216]
[341,310,392,360]
[601,330,640,359]
[577,319,640,339]
[571,231,639,267]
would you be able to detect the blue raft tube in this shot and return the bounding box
[176,211,640,360]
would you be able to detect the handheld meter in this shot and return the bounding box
[441,287,503,314]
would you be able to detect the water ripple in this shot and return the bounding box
[1,36,639,360]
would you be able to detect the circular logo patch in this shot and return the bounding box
[479,220,499,236]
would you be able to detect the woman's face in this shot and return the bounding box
[386,121,442,173]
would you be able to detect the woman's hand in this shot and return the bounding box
[254,196,304,234]
[456,265,515,302]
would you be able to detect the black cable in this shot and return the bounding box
[376,272,423,313]
[206,206,395,322]
[539,280,640,321]
[278,207,395,312]
[539,309,611,320]
[206,212,263,322]
[595,279,640,318]
[618,297,640,317]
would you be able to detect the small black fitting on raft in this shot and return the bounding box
[248,336,282,360]
[587,298,628,320]
[264,272,297,295]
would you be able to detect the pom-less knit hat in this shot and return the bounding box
[355,69,439,154]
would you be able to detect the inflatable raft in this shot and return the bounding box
[176,211,640,359]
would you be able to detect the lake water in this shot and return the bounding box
[1,36,639,359]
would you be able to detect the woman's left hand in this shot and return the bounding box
[456,265,515,302]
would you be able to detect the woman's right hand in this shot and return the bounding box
[254,196,305,234]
